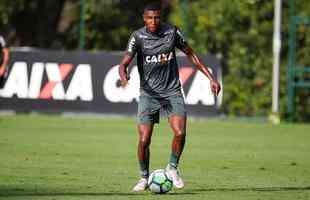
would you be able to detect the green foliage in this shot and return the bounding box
[81,0,171,50]
[0,0,26,30]
[0,0,163,49]
[0,0,66,47]
[171,0,310,121]
[82,1,135,50]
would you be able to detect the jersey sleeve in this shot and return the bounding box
[175,27,189,51]
[0,36,6,48]
[125,32,138,57]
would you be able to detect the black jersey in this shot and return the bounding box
[126,23,189,97]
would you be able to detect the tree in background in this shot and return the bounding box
[170,0,310,121]
[0,0,65,48]
[0,0,172,50]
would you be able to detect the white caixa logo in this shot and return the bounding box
[145,52,174,64]
[0,62,93,101]
[103,65,220,106]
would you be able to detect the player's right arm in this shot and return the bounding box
[0,36,9,77]
[118,32,137,87]
[119,54,133,87]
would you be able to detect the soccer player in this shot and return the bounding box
[0,34,9,88]
[118,3,221,191]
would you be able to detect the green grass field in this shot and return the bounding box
[0,115,309,200]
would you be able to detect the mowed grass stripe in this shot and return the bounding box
[0,115,309,200]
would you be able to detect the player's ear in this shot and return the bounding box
[142,9,146,18]
[142,14,147,23]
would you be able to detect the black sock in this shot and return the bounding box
[169,152,179,169]
[139,160,149,178]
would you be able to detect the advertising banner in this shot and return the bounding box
[0,50,222,116]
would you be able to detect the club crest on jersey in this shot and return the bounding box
[145,52,174,64]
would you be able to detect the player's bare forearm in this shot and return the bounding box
[183,47,214,80]
[118,54,133,87]
[183,47,221,96]
[0,48,9,76]
[0,66,5,76]
[2,48,9,67]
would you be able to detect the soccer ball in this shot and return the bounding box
[148,169,173,194]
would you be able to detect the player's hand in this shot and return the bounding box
[120,78,129,88]
[118,65,130,88]
[210,79,221,96]
[118,74,130,88]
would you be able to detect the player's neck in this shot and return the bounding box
[145,25,162,35]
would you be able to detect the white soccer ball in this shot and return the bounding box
[148,169,173,194]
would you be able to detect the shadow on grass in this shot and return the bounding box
[0,192,144,197]
[190,186,310,193]
[0,189,196,197]
[1,186,310,197]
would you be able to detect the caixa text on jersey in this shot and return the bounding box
[145,52,173,64]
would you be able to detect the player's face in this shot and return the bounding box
[143,10,161,33]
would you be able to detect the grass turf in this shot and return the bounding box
[0,115,309,200]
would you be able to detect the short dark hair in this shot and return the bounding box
[144,2,161,12]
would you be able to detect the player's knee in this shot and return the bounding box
[139,136,151,147]
[173,128,186,138]
[138,127,152,147]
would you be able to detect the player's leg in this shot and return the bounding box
[166,115,186,189]
[133,123,154,192]
[164,94,187,189]
[168,115,186,169]
[133,96,160,192]
[137,123,154,178]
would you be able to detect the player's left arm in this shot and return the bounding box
[0,47,9,77]
[182,46,221,96]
